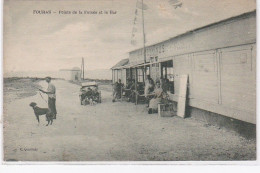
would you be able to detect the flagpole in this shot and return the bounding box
[81,58,82,80]
[141,0,147,77]
[83,57,84,80]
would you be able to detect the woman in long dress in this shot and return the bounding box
[148,81,163,114]
[144,77,154,106]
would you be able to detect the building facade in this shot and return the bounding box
[112,11,256,126]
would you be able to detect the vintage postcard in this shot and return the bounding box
[2,0,257,162]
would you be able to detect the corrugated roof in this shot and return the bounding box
[111,58,129,69]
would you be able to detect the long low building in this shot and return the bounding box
[111,10,256,136]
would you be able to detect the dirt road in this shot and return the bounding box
[3,80,256,161]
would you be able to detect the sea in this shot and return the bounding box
[4,69,112,80]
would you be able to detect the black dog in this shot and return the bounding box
[29,102,54,126]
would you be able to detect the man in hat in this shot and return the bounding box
[39,76,57,119]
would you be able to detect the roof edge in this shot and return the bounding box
[129,10,256,53]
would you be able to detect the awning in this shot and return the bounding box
[112,57,174,70]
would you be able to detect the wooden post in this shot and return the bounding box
[165,63,167,79]
[159,62,162,80]
[117,70,118,82]
[130,68,132,80]
[142,67,145,82]
[83,58,85,80]
[141,0,146,64]
[112,70,114,83]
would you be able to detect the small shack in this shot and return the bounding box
[71,67,81,81]
[59,67,82,81]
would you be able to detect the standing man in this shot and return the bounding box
[39,77,57,119]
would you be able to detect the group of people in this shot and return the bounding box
[112,75,170,114]
[112,78,143,103]
[112,79,124,102]
[144,75,170,114]
[38,75,170,120]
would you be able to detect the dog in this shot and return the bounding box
[29,102,54,126]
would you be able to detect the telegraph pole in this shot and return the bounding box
[81,57,85,80]
[142,0,146,64]
[142,0,147,77]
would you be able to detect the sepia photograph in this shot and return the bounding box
[2,0,257,162]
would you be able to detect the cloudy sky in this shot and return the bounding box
[4,0,256,72]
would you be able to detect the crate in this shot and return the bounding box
[158,103,176,117]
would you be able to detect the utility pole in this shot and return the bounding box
[81,57,85,80]
[141,0,147,77]
[142,0,146,63]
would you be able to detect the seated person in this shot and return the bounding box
[124,78,132,99]
[117,79,124,98]
[148,80,165,114]
[81,87,93,105]
[91,86,99,102]
[163,78,170,92]
[144,77,155,106]
[125,78,132,89]
[112,79,124,102]
[129,79,136,102]
[137,82,144,95]
[80,88,87,98]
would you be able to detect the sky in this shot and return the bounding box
[3,0,256,73]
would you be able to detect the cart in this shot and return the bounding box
[79,81,101,105]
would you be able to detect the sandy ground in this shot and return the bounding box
[3,80,256,161]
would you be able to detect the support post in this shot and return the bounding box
[141,0,146,64]
[112,70,114,83]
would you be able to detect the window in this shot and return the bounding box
[150,57,154,63]
[130,68,135,80]
[137,68,144,82]
[161,60,174,94]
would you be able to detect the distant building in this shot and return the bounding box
[111,11,256,135]
[71,67,81,81]
[60,67,81,81]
